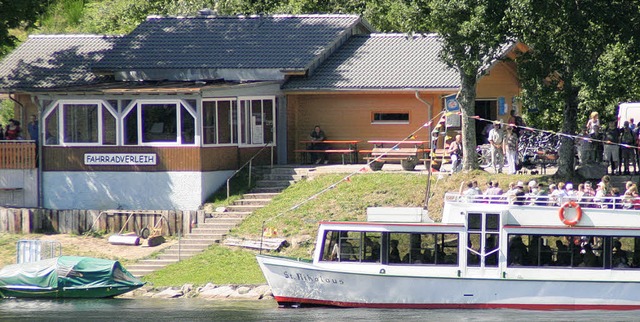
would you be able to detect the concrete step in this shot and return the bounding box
[232,198,272,206]
[136,259,179,265]
[163,248,210,256]
[206,212,251,219]
[164,243,211,250]
[225,204,264,212]
[242,192,280,199]
[257,167,310,175]
[180,237,223,244]
[184,232,225,239]
[156,253,198,261]
[254,180,294,188]
[190,228,233,234]
[260,173,307,181]
[248,186,286,194]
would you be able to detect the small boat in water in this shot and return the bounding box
[257,193,640,310]
[0,256,144,298]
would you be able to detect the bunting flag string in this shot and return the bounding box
[466,114,639,151]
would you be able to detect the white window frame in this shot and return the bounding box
[42,99,118,147]
[371,111,411,125]
[237,96,276,147]
[121,99,197,146]
[201,98,236,147]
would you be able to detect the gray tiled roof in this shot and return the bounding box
[0,35,117,91]
[283,34,461,90]
[96,14,369,71]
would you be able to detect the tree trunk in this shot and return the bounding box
[458,73,479,171]
[556,78,579,178]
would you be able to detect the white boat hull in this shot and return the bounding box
[257,255,640,310]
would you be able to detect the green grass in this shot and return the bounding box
[143,244,265,287]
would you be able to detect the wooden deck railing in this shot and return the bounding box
[0,141,36,169]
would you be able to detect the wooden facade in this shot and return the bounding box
[286,59,523,164]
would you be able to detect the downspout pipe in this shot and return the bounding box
[415,91,433,210]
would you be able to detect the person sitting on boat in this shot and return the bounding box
[364,237,381,262]
[581,181,596,207]
[389,240,401,263]
[508,236,528,266]
[526,180,547,206]
[579,243,600,268]
[484,181,504,203]
[555,240,571,266]
[459,181,480,203]
[612,240,630,268]
[331,232,355,261]
[513,181,526,205]
[594,181,611,208]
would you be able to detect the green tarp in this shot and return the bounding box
[0,256,142,292]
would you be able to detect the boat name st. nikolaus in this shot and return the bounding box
[283,271,344,285]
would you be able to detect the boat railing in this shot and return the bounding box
[444,192,638,210]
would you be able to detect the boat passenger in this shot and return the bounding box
[582,181,596,207]
[331,232,355,261]
[364,237,380,262]
[513,181,526,206]
[508,236,528,266]
[503,182,517,204]
[389,240,401,263]
[459,181,480,203]
[594,181,611,208]
[612,240,629,268]
[555,240,570,266]
[580,244,600,268]
[526,180,547,206]
[484,181,504,203]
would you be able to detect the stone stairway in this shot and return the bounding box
[126,166,308,278]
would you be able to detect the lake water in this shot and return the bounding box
[1,298,639,321]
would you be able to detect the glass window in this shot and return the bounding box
[44,108,59,145]
[321,230,361,262]
[44,101,116,146]
[372,112,410,124]
[239,98,276,145]
[203,100,234,145]
[63,104,98,143]
[124,107,138,145]
[142,103,177,143]
[507,234,611,269]
[389,232,458,265]
[181,107,195,144]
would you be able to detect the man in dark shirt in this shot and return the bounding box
[603,121,620,175]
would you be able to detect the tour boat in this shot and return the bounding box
[0,256,144,298]
[256,194,640,310]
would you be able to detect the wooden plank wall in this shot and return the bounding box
[0,208,203,236]
[0,141,36,169]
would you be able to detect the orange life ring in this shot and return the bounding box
[559,201,582,226]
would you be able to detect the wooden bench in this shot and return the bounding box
[363,147,419,171]
[296,140,360,164]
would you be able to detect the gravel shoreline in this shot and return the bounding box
[119,283,273,300]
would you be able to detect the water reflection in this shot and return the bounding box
[1,298,640,321]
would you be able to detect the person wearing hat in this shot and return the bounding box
[513,181,526,205]
[488,120,505,173]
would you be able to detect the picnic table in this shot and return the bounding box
[295,140,360,164]
[363,140,430,171]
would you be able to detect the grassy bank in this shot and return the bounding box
[144,170,548,286]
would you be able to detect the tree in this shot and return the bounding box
[508,0,640,178]
[0,0,48,56]
[427,0,511,171]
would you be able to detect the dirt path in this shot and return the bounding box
[1,233,176,267]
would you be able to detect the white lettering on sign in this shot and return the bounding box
[84,153,157,166]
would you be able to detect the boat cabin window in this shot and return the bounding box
[507,234,640,269]
[320,230,459,266]
[321,231,381,263]
[467,213,500,268]
[388,233,458,265]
